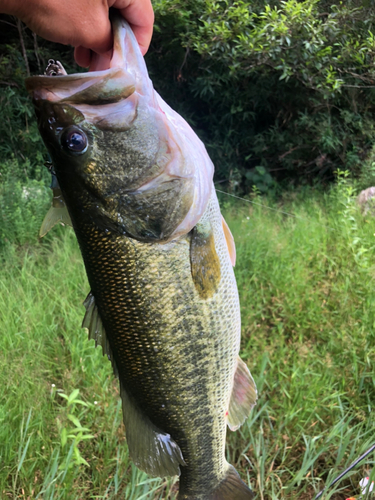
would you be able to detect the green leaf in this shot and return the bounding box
[61,428,67,448]
[67,414,83,428]
[67,389,80,406]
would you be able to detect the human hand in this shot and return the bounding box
[1,0,154,66]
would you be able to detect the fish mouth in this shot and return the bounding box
[25,11,150,107]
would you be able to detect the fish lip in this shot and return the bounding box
[25,69,130,101]
[25,12,137,104]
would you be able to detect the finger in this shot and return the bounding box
[113,0,154,55]
[129,23,154,56]
[80,15,113,54]
[74,46,92,68]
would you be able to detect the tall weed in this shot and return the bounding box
[0,172,50,250]
[1,180,374,498]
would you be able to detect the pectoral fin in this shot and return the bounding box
[222,215,236,266]
[39,204,72,237]
[39,186,72,237]
[120,384,186,477]
[227,357,257,431]
[190,220,221,299]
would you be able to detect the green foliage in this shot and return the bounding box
[245,166,274,193]
[224,181,375,496]
[0,46,45,170]
[0,170,50,250]
[0,17,79,181]
[184,0,375,93]
[148,0,375,190]
[56,389,95,469]
[1,181,375,498]
[3,4,375,190]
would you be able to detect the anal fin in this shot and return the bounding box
[227,357,257,431]
[120,384,186,478]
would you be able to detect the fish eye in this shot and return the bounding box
[61,127,88,154]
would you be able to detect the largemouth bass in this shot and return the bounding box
[25,13,257,499]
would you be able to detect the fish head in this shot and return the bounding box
[26,12,214,242]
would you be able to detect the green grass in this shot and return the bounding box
[0,179,374,499]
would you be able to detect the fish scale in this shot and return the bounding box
[72,192,237,495]
[39,108,250,499]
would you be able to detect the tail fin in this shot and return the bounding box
[209,466,254,499]
[179,465,254,500]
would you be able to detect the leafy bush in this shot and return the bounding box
[3,3,375,193]
[0,44,44,170]
[0,16,79,180]
[0,169,50,250]
[148,0,375,190]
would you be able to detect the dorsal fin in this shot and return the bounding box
[82,292,118,377]
[221,215,236,266]
[227,357,257,431]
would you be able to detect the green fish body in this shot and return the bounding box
[26,14,257,499]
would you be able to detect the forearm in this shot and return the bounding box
[0,0,23,16]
